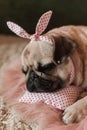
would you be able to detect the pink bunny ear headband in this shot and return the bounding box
[7,10,53,45]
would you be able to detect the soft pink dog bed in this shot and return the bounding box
[0,60,87,130]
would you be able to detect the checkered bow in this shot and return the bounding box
[7,11,53,44]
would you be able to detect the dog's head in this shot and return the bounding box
[7,11,77,92]
[21,36,76,92]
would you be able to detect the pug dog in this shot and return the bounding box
[6,11,87,124]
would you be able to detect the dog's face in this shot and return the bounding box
[21,36,76,92]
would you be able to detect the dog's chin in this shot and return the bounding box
[26,71,64,92]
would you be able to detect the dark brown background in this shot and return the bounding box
[0,0,87,34]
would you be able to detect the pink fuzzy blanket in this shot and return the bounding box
[0,60,87,130]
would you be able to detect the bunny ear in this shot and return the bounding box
[35,10,52,36]
[7,21,30,39]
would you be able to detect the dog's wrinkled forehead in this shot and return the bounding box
[23,39,55,59]
[37,39,55,57]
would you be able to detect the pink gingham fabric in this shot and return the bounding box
[35,11,52,36]
[7,11,53,44]
[19,86,81,110]
[7,22,30,39]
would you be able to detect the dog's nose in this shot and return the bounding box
[26,70,39,92]
[27,84,36,92]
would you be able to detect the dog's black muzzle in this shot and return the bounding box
[26,70,53,92]
[26,71,62,92]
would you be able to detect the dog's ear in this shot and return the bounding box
[54,36,77,62]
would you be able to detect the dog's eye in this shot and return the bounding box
[38,63,55,72]
[57,56,67,65]
[22,66,28,75]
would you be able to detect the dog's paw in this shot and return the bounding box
[62,98,87,124]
